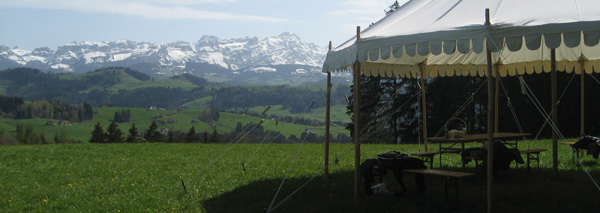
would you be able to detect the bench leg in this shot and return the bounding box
[443,177,460,203]
[422,156,434,169]
[525,152,541,172]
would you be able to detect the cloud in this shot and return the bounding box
[0,0,286,22]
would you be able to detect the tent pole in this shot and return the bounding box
[551,49,558,174]
[494,65,499,133]
[353,26,362,201]
[419,64,429,152]
[324,42,332,181]
[485,8,495,213]
[580,59,585,137]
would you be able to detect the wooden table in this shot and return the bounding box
[427,133,530,168]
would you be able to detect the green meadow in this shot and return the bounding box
[1,140,599,212]
[1,107,349,143]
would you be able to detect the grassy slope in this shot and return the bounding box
[2,107,349,143]
[0,141,598,212]
[57,70,198,93]
[248,104,350,123]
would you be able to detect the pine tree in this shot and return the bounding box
[126,123,138,143]
[210,127,220,143]
[54,130,69,144]
[106,121,124,143]
[83,102,94,120]
[40,131,49,144]
[89,122,106,143]
[124,109,131,122]
[185,126,199,143]
[113,111,123,123]
[144,121,163,142]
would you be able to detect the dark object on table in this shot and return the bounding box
[461,141,524,175]
[573,135,600,159]
[360,151,427,195]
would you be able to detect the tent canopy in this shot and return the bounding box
[322,0,600,79]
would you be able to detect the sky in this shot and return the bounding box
[0,0,408,50]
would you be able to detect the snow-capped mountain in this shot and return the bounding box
[0,33,328,84]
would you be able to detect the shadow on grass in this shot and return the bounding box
[202,167,600,213]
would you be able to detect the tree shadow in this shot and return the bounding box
[202,167,600,213]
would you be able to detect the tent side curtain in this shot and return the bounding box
[360,60,600,79]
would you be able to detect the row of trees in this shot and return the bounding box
[1,68,350,115]
[0,67,211,109]
[0,95,93,122]
[347,71,600,144]
[1,124,75,145]
[113,110,131,123]
[228,110,341,127]
[210,85,349,113]
[89,120,354,144]
[0,95,24,115]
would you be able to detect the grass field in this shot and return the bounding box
[0,107,349,143]
[1,140,599,212]
[248,104,351,124]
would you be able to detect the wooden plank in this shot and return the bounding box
[404,169,474,178]
[520,149,547,154]
[427,133,530,143]
[411,150,461,157]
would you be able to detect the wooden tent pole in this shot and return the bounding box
[324,41,332,181]
[419,64,429,152]
[580,59,585,136]
[494,65,500,133]
[485,8,495,213]
[551,49,558,174]
[353,26,362,201]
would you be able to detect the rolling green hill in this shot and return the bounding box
[0,67,354,144]
[0,107,349,143]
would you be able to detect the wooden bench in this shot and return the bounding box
[519,149,547,171]
[560,142,583,161]
[411,150,461,168]
[404,169,474,202]
[462,156,484,170]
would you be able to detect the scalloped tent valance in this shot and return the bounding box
[322,0,600,79]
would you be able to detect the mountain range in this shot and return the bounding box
[0,33,332,85]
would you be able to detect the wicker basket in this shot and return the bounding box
[447,130,466,139]
[445,118,467,139]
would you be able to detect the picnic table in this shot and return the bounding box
[426,133,530,168]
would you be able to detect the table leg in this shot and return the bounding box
[439,142,442,168]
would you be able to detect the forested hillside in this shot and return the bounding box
[0,67,353,145]
[0,67,348,112]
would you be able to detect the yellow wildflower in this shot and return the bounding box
[43,199,48,203]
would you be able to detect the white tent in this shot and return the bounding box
[322,0,600,211]
[324,0,600,76]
